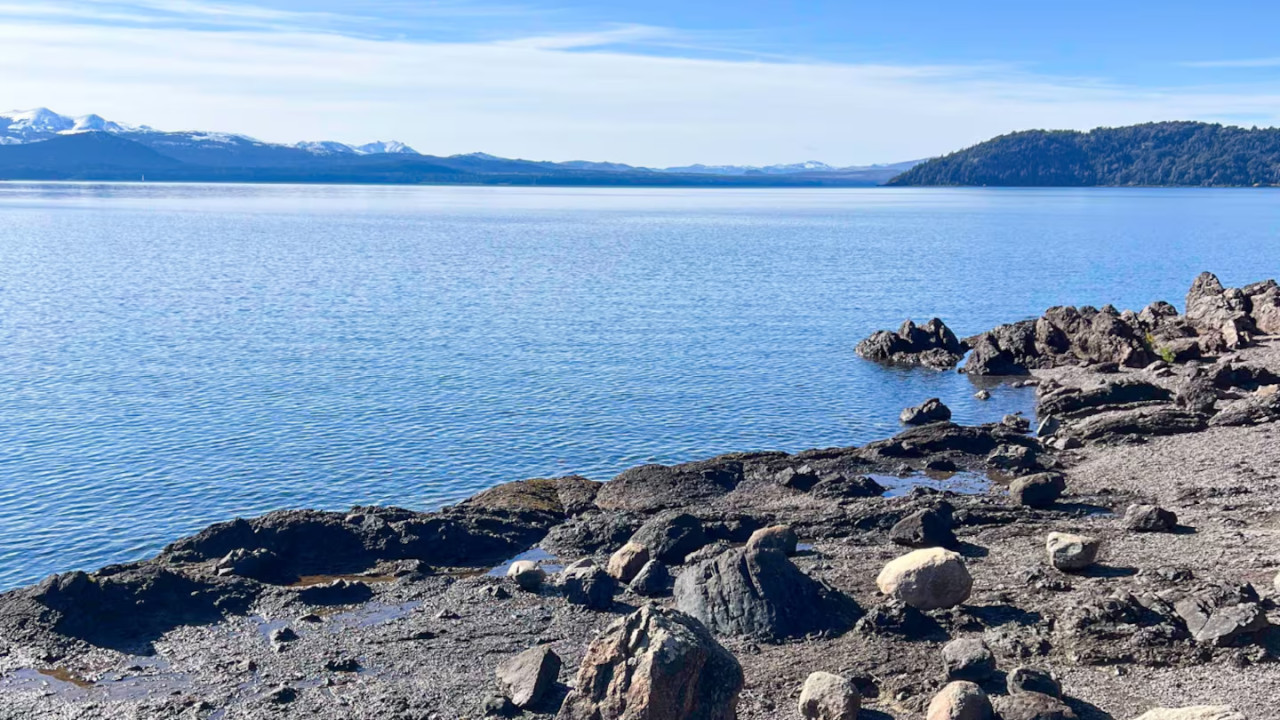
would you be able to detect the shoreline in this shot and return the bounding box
[1,274,1279,719]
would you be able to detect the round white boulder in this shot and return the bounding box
[876,547,973,610]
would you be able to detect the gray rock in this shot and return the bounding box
[1210,392,1280,427]
[857,318,967,369]
[927,681,993,720]
[975,389,991,401]
[1007,666,1061,698]
[675,546,856,641]
[1069,407,1208,441]
[628,512,708,564]
[1124,504,1177,532]
[557,606,742,720]
[890,505,956,549]
[901,398,953,425]
[993,691,1077,720]
[1175,597,1270,646]
[798,671,860,720]
[628,559,672,597]
[1045,532,1100,572]
[496,645,561,709]
[876,547,973,611]
[557,565,616,610]
[941,638,997,682]
[1009,473,1066,508]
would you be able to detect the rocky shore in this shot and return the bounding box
[1,273,1278,720]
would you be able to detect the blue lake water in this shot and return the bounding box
[0,183,1277,590]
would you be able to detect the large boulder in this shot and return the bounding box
[674,546,857,641]
[927,681,993,720]
[496,646,561,709]
[876,548,973,611]
[901,398,953,425]
[798,671,860,720]
[557,606,742,720]
[1185,272,1255,348]
[856,318,967,369]
[964,305,1156,375]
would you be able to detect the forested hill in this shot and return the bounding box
[887,122,1280,187]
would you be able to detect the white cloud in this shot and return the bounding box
[2,16,1280,166]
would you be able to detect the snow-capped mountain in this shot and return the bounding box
[0,108,418,157]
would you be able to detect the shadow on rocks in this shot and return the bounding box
[1075,564,1139,579]
[953,541,990,559]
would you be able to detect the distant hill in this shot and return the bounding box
[888,122,1280,187]
[0,107,919,187]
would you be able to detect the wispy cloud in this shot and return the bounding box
[1182,57,1280,69]
[2,2,1280,165]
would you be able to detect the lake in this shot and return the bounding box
[0,183,1276,590]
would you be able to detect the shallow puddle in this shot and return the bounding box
[876,471,995,497]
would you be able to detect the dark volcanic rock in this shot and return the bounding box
[1038,379,1173,418]
[496,646,561,709]
[1210,392,1280,427]
[1124,504,1178,532]
[464,476,602,518]
[595,456,753,512]
[1008,667,1062,698]
[25,566,257,652]
[963,304,1156,375]
[941,638,997,682]
[1185,272,1255,349]
[856,318,967,369]
[900,398,953,425]
[556,566,617,610]
[674,546,859,642]
[889,505,956,548]
[1066,407,1208,441]
[627,512,708,565]
[862,422,1039,464]
[557,606,743,720]
[629,559,673,597]
[164,505,555,581]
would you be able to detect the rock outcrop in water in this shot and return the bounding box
[856,318,968,369]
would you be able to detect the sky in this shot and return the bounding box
[2,0,1280,166]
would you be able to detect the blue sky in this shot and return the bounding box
[2,0,1280,165]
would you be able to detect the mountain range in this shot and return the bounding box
[0,108,920,186]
